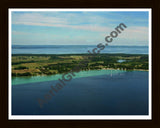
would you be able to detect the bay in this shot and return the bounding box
[12,45,148,54]
[12,70,148,115]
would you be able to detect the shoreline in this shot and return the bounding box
[12,53,148,77]
[12,68,148,78]
[12,69,148,85]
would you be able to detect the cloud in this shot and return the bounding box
[117,26,148,41]
[12,12,115,32]
[12,13,67,24]
[12,31,28,35]
[11,11,149,45]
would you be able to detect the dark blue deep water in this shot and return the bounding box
[12,45,148,54]
[12,71,148,115]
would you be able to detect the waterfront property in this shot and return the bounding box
[12,53,148,77]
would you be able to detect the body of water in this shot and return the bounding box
[11,45,149,115]
[12,70,148,115]
[12,69,126,85]
[12,45,148,54]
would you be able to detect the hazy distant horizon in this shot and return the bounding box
[12,45,148,54]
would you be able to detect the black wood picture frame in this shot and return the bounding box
[0,0,160,128]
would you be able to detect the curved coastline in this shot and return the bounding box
[12,69,148,85]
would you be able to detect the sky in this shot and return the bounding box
[11,10,149,46]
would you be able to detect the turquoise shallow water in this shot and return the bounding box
[12,69,126,85]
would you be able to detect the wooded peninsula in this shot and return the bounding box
[12,53,148,77]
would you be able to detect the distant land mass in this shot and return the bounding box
[12,53,148,77]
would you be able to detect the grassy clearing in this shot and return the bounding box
[12,54,148,77]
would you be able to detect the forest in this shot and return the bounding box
[12,53,148,77]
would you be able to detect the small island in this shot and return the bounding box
[12,53,148,77]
